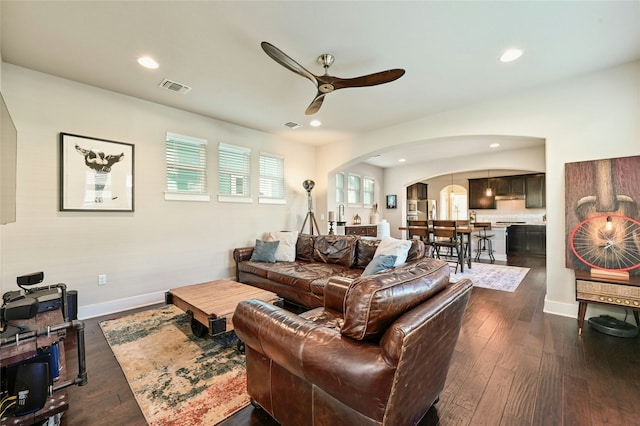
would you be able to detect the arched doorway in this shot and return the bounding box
[440,184,467,220]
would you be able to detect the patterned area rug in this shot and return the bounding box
[449,262,530,292]
[100,305,249,425]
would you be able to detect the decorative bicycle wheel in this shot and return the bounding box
[570,214,640,272]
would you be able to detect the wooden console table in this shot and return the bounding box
[574,270,640,335]
[345,225,377,237]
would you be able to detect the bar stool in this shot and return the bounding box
[474,222,495,263]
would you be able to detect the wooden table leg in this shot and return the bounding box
[577,301,588,335]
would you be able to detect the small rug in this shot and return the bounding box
[99,305,249,426]
[449,262,530,292]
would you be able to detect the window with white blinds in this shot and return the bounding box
[165,132,210,202]
[348,174,361,205]
[335,172,345,203]
[363,176,375,206]
[218,142,252,202]
[259,152,285,204]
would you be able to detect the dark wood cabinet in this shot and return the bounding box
[525,174,546,208]
[473,173,545,209]
[468,178,496,209]
[407,183,428,200]
[507,225,546,256]
[345,225,377,237]
[494,176,525,197]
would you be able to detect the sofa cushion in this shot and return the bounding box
[265,231,299,262]
[373,237,412,266]
[296,234,315,262]
[406,239,426,262]
[362,255,397,277]
[341,259,450,341]
[354,239,380,269]
[312,235,357,267]
[250,239,279,263]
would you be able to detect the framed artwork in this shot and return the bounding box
[565,154,640,277]
[60,133,134,212]
[386,194,397,209]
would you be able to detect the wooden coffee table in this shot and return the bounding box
[165,279,282,338]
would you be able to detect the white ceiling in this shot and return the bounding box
[2,1,639,167]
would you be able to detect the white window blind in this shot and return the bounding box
[165,132,209,201]
[219,143,251,200]
[348,174,361,204]
[363,177,375,205]
[259,152,285,204]
[336,172,345,203]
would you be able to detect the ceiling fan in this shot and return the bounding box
[261,41,405,115]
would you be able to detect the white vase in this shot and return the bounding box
[370,212,380,224]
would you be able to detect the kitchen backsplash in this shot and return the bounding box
[475,199,546,223]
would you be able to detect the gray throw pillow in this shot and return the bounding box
[250,239,280,263]
[362,254,397,277]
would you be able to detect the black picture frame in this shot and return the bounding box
[60,133,134,212]
[386,194,397,209]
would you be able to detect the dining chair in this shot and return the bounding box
[408,220,429,243]
[431,220,464,272]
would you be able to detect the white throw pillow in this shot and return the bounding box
[373,236,412,266]
[265,231,299,262]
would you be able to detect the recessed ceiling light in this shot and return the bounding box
[489,143,500,148]
[310,120,322,127]
[500,48,523,63]
[399,158,406,163]
[137,56,159,69]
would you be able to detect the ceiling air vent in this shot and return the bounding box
[282,121,301,129]
[159,79,192,94]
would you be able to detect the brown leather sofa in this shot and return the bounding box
[234,234,429,309]
[233,258,473,426]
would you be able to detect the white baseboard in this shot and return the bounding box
[543,295,578,318]
[78,290,166,320]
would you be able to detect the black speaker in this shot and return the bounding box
[3,297,39,320]
[67,290,78,320]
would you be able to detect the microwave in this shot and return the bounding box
[408,200,418,213]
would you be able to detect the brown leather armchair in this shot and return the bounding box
[233,258,473,426]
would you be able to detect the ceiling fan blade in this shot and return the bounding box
[331,69,405,90]
[261,41,318,87]
[305,92,326,115]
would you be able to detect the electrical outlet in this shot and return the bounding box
[98,274,107,285]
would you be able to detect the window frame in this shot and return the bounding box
[347,173,362,206]
[335,172,345,204]
[363,176,375,207]
[164,132,210,202]
[259,152,286,205]
[218,142,252,203]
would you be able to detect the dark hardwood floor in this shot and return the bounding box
[62,255,640,425]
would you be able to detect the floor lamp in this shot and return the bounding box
[300,179,320,235]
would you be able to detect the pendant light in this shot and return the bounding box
[450,174,455,198]
[485,170,493,197]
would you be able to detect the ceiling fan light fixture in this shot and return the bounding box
[500,48,523,63]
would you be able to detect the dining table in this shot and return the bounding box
[399,224,484,272]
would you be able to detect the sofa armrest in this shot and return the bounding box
[324,276,353,313]
[233,299,395,405]
[233,246,254,281]
[233,299,322,378]
[234,246,254,262]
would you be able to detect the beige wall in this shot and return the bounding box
[317,60,640,319]
[1,64,315,318]
[3,58,638,322]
